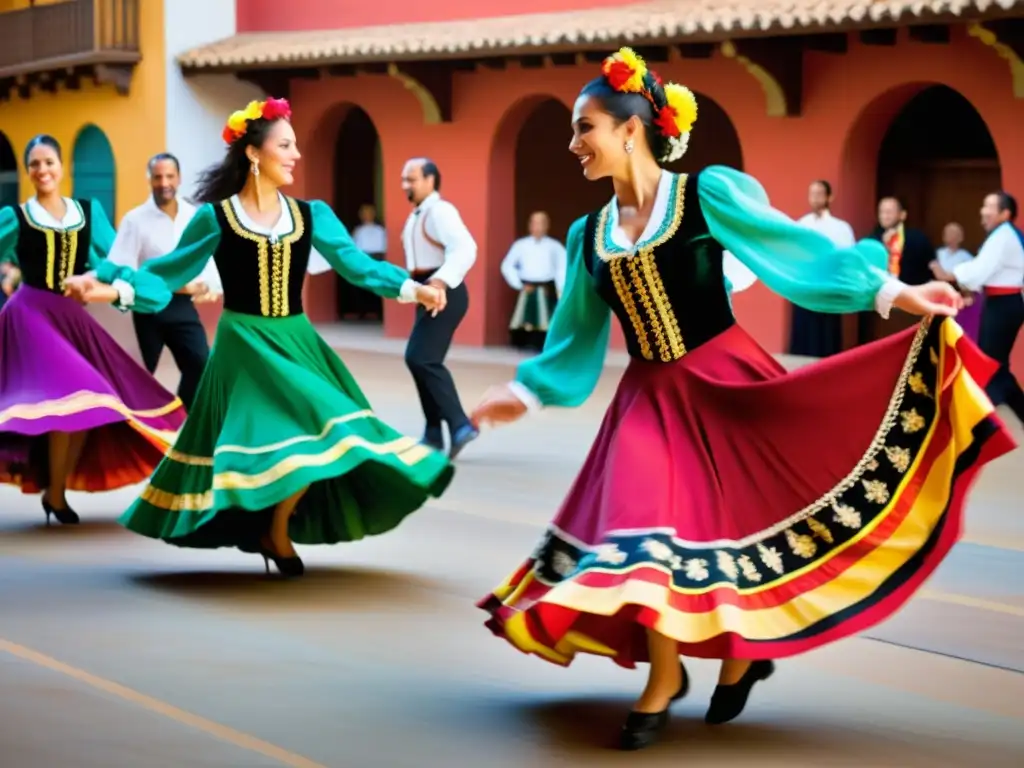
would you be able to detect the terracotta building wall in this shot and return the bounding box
[282,26,1023,372]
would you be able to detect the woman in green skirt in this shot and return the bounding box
[64,97,452,577]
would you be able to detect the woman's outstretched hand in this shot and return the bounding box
[415,283,447,316]
[893,281,964,317]
[471,383,528,428]
[62,275,118,304]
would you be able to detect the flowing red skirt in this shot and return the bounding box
[478,318,1015,665]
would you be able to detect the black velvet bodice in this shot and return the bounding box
[211,196,312,317]
[14,200,94,294]
[584,172,736,362]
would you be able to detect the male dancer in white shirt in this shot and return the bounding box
[791,179,855,357]
[106,153,221,409]
[934,191,1024,425]
[500,211,566,350]
[400,158,479,458]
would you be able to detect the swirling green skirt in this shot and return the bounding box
[119,310,454,550]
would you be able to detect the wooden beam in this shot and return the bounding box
[632,46,669,63]
[324,64,357,78]
[519,55,545,69]
[236,70,293,100]
[387,62,453,123]
[583,51,610,63]
[907,24,950,44]
[549,52,576,67]
[93,63,136,95]
[859,28,898,46]
[479,58,506,70]
[803,33,848,54]
[721,38,803,117]
[677,43,715,59]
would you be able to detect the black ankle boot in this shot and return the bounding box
[704,660,775,725]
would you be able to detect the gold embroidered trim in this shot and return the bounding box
[609,258,651,359]
[220,197,305,317]
[44,230,56,289]
[0,389,183,427]
[591,174,689,362]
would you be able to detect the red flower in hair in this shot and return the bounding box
[262,97,291,121]
[654,105,682,138]
[604,60,636,91]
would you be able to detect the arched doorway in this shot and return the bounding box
[0,132,18,208]
[333,106,383,323]
[503,98,607,344]
[876,85,999,254]
[667,93,744,174]
[72,125,116,220]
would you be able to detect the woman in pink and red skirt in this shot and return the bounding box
[471,48,1016,751]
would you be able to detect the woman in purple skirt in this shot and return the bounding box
[0,135,187,525]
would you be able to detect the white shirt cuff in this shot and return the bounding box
[112,278,136,309]
[507,380,542,413]
[951,263,981,293]
[874,278,905,319]
[398,279,418,303]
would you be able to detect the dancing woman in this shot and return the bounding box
[472,49,1016,750]
[0,134,187,525]
[67,98,453,577]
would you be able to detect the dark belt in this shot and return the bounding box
[411,268,438,281]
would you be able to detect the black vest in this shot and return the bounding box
[14,199,94,293]
[583,172,736,362]
[211,196,313,317]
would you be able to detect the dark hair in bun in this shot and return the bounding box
[23,134,62,168]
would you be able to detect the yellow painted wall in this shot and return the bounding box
[0,0,167,223]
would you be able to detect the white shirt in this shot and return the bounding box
[935,246,973,273]
[953,222,1024,292]
[400,192,477,288]
[797,210,856,248]
[500,235,567,294]
[235,193,417,303]
[352,222,387,255]
[106,196,223,295]
[508,170,905,412]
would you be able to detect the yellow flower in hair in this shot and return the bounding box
[226,110,249,134]
[663,83,698,135]
[242,100,265,121]
[602,47,648,93]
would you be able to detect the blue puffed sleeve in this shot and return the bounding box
[697,166,890,313]
[514,216,612,408]
[0,206,19,266]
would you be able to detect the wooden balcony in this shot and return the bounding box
[0,0,141,100]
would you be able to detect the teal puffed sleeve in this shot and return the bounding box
[309,200,409,298]
[514,216,611,408]
[86,199,117,263]
[95,203,222,314]
[0,206,19,266]
[697,166,890,313]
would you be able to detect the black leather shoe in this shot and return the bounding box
[704,660,775,725]
[42,497,79,526]
[421,427,444,452]
[618,662,688,751]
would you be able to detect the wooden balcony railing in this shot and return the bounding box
[0,0,140,87]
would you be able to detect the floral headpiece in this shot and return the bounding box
[222,98,292,145]
[600,47,698,162]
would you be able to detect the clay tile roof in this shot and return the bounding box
[177,0,1022,70]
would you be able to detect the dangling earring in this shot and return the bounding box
[624,140,635,154]
[250,159,264,211]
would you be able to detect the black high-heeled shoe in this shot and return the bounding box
[42,497,80,526]
[259,545,305,578]
[619,661,689,751]
[704,660,774,725]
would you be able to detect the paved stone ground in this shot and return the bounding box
[1,317,1022,767]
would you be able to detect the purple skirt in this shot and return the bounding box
[0,285,186,494]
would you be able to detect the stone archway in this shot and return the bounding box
[666,92,744,174]
[333,106,384,323]
[0,132,17,208]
